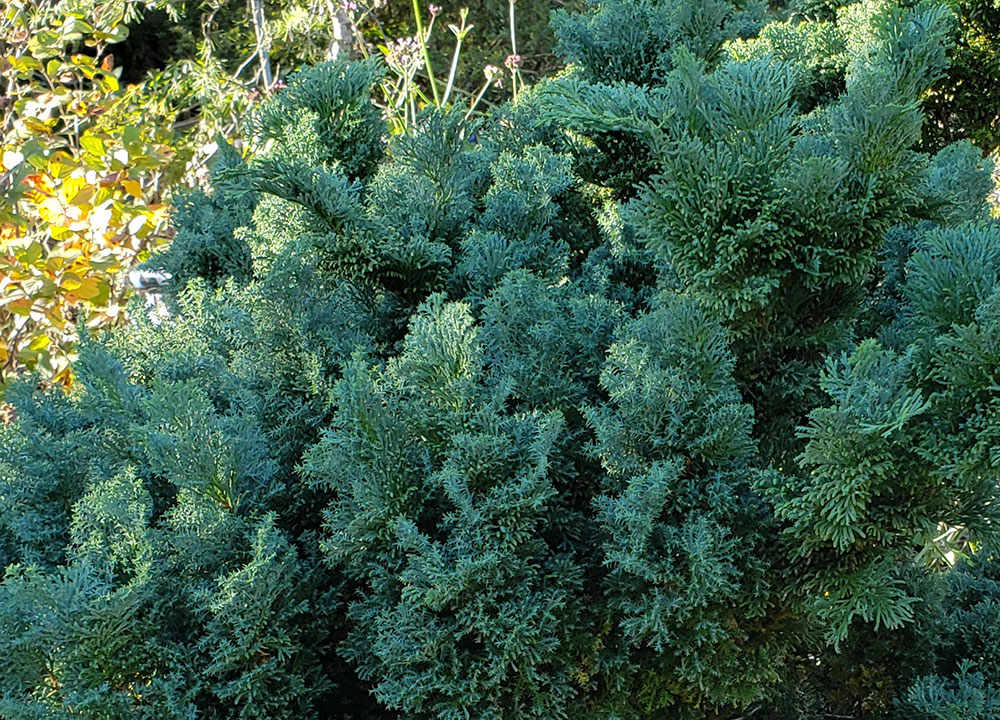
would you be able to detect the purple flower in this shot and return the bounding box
[339,0,358,10]
[504,54,522,71]
[429,3,442,15]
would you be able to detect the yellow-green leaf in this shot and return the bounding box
[28,334,51,351]
[80,135,105,157]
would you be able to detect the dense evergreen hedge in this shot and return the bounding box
[1,0,998,718]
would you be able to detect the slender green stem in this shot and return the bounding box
[395,74,411,126]
[442,36,464,106]
[343,12,371,60]
[508,0,519,98]
[465,79,492,120]
[411,0,440,106]
[509,1,518,57]
[412,85,433,106]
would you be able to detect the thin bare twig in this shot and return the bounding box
[249,0,274,89]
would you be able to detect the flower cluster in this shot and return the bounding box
[385,37,424,73]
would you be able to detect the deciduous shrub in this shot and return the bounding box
[1,0,178,392]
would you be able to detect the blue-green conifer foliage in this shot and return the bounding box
[1,1,998,718]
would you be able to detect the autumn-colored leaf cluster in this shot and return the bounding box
[1,0,178,392]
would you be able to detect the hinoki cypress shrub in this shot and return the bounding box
[1,1,998,718]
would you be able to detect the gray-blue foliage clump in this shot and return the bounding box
[0,1,998,718]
